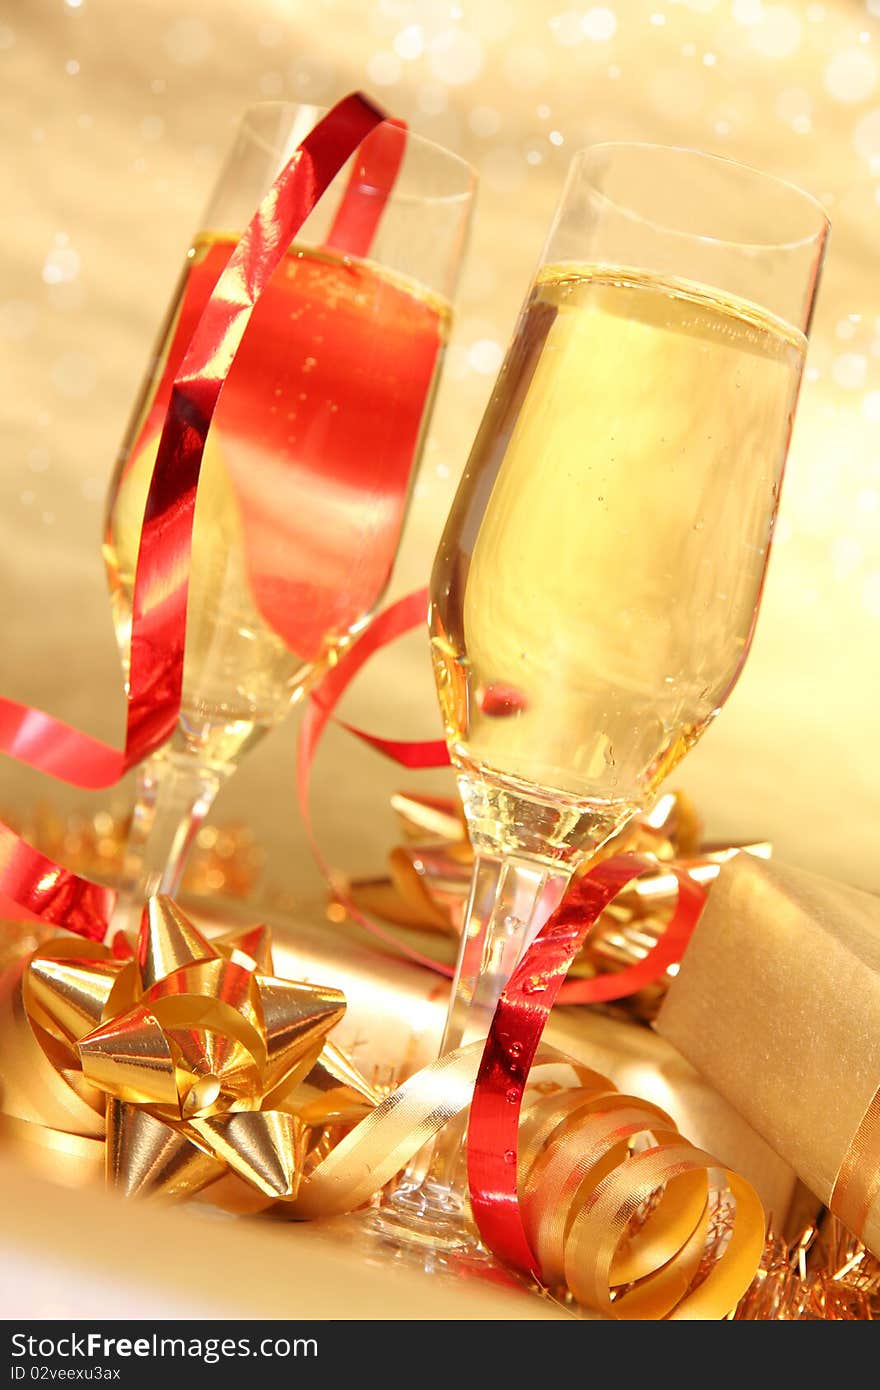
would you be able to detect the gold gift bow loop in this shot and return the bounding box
[0,902,349,1203]
[830,1082,880,1241]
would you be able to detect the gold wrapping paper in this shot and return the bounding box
[657,854,880,1256]
[0,1150,572,1320]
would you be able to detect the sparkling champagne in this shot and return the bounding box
[431,265,805,854]
[105,235,450,766]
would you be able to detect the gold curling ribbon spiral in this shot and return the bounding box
[0,908,765,1319]
[289,1051,764,1319]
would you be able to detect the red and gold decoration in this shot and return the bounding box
[0,803,266,903]
[0,92,402,938]
[0,891,766,1319]
[0,57,873,1320]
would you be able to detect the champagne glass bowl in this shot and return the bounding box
[103,102,475,934]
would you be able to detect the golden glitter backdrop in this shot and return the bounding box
[0,0,877,911]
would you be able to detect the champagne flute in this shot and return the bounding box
[103,103,475,932]
[378,142,828,1251]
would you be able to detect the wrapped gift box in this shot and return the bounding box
[658,854,880,1254]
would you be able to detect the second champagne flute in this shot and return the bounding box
[376,142,828,1252]
[104,102,475,932]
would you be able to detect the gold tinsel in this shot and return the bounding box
[734,1217,880,1320]
[1,802,266,900]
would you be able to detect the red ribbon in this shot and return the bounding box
[296,592,709,1266]
[467,855,705,1275]
[295,613,706,1271]
[0,93,397,936]
[325,121,407,259]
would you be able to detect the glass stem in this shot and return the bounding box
[401,852,572,1209]
[110,749,228,938]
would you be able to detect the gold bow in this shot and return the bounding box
[0,898,379,1206]
[347,790,771,1020]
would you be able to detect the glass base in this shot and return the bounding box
[366,1181,488,1261]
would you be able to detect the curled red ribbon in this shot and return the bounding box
[0,93,398,935]
[467,856,705,1276]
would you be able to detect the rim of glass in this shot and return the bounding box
[570,140,829,253]
[239,101,477,206]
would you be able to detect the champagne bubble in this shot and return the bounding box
[749,6,802,59]
[824,49,877,105]
[393,25,424,61]
[467,339,503,375]
[833,354,867,390]
[42,241,80,285]
[429,31,484,85]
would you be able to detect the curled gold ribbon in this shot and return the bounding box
[290,1049,764,1318]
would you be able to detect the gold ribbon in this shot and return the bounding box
[0,901,766,1319]
[830,1083,880,1242]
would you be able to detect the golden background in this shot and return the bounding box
[0,0,878,912]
